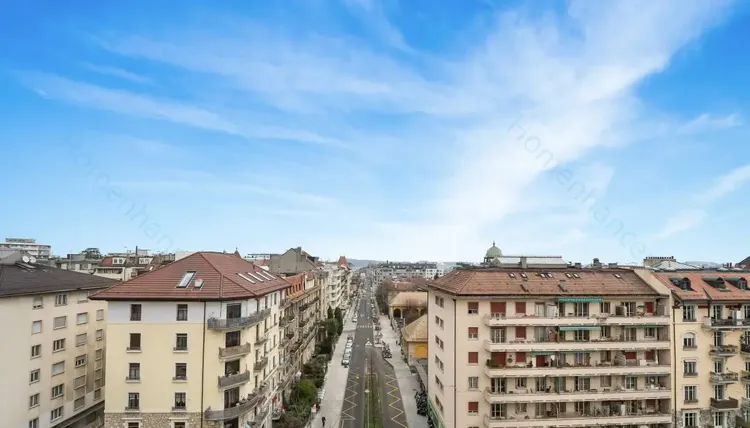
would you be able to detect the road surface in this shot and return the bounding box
[340,290,373,428]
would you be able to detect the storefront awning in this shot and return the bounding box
[559,326,600,331]
[557,297,603,303]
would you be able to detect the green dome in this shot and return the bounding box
[485,241,502,258]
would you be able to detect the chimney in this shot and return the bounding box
[593,258,601,268]
[520,257,528,269]
[559,280,567,291]
[574,262,582,269]
[608,262,618,268]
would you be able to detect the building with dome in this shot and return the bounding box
[482,241,568,268]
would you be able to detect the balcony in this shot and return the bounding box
[742,343,750,354]
[204,387,267,421]
[255,333,269,346]
[710,371,739,383]
[484,361,670,378]
[207,309,271,330]
[483,338,669,353]
[218,370,250,388]
[483,386,671,404]
[710,344,739,356]
[219,343,252,359]
[744,371,750,382]
[711,397,740,409]
[254,356,269,371]
[483,411,671,427]
[483,308,669,328]
[703,317,750,329]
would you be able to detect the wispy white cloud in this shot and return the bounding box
[653,209,707,240]
[341,0,414,53]
[700,163,750,202]
[80,63,154,85]
[678,113,742,134]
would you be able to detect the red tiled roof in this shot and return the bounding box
[338,255,348,266]
[429,268,661,297]
[653,271,750,301]
[91,252,291,301]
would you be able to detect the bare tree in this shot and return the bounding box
[402,298,423,324]
[376,279,393,314]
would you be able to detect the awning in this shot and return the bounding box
[532,351,554,356]
[559,326,600,331]
[557,297,603,303]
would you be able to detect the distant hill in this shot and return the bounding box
[348,259,463,272]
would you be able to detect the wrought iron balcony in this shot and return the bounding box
[710,345,739,355]
[703,317,750,329]
[254,356,269,371]
[710,371,739,383]
[218,370,250,388]
[711,397,739,409]
[254,333,268,346]
[219,343,252,359]
[204,387,266,421]
[207,309,271,330]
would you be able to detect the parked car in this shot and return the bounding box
[342,355,350,367]
[345,341,353,350]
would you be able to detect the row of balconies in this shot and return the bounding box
[484,311,669,327]
[482,411,671,428]
[207,309,271,330]
[704,317,750,329]
[204,384,268,421]
[483,385,671,403]
[484,362,670,378]
[483,338,669,352]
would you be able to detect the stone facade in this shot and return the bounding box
[675,409,740,428]
[104,412,203,428]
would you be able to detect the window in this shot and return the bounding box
[75,375,86,388]
[434,296,444,307]
[683,411,697,428]
[32,320,42,334]
[29,418,39,428]
[96,349,103,360]
[127,392,140,410]
[515,326,526,339]
[53,338,66,352]
[51,384,64,398]
[434,355,444,371]
[94,389,101,401]
[435,336,444,349]
[31,344,41,358]
[435,316,444,329]
[177,271,197,288]
[52,361,65,376]
[96,309,104,320]
[468,376,479,390]
[30,369,40,383]
[468,327,478,340]
[714,411,725,428]
[32,296,43,309]
[683,332,697,349]
[50,406,63,421]
[516,378,526,388]
[684,385,697,402]
[128,363,140,380]
[130,304,142,321]
[574,330,590,341]
[76,333,87,346]
[77,312,88,324]
[128,333,141,350]
[644,327,655,338]
[467,302,478,314]
[174,363,187,380]
[75,354,87,367]
[468,401,479,415]
[177,304,188,321]
[468,352,478,364]
[175,333,188,351]
[95,329,103,341]
[683,305,696,321]
[53,316,66,329]
[74,397,85,410]
[174,423,186,428]
[434,375,444,391]
[55,294,67,306]
[29,393,39,408]
[684,360,697,376]
[174,392,186,410]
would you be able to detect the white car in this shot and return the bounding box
[353,317,358,323]
[345,342,353,350]
[342,355,350,367]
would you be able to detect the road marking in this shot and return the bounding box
[384,373,409,428]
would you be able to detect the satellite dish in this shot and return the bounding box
[29,256,37,264]
[22,255,30,263]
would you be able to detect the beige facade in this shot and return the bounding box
[1,289,109,428]
[102,297,284,428]
[427,267,673,428]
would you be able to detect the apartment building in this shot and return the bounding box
[0,237,53,258]
[427,265,673,428]
[0,250,117,428]
[650,270,750,428]
[92,251,290,428]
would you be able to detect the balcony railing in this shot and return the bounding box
[204,387,267,421]
[710,371,739,383]
[219,343,252,359]
[711,397,740,409]
[483,307,669,327]
[703,317,750,329]
[218,370,250,388]
[483,411,671,428]
[255,333,268,346]
[484,385,671,403]
[743,371,750,381]
[710,344,739,355]
[484,337,669,352]
[207,309,271,330]
[484,360,670,377]
[742,343,750,354]
[254,357,269,371]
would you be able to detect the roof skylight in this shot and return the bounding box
[177,271,197,288]
[248,272,264,282]
[259,271,275,280]
[237,273,255,284]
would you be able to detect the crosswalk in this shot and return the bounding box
[357,324,373,329]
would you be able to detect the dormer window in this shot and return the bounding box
[680,278,691,291]
[739,278,748,290]
[176,271,197,288]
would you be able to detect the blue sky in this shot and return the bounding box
[2,0,750,264]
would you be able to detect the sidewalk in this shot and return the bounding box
[378,314,428,428]
[312,307,357,428]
